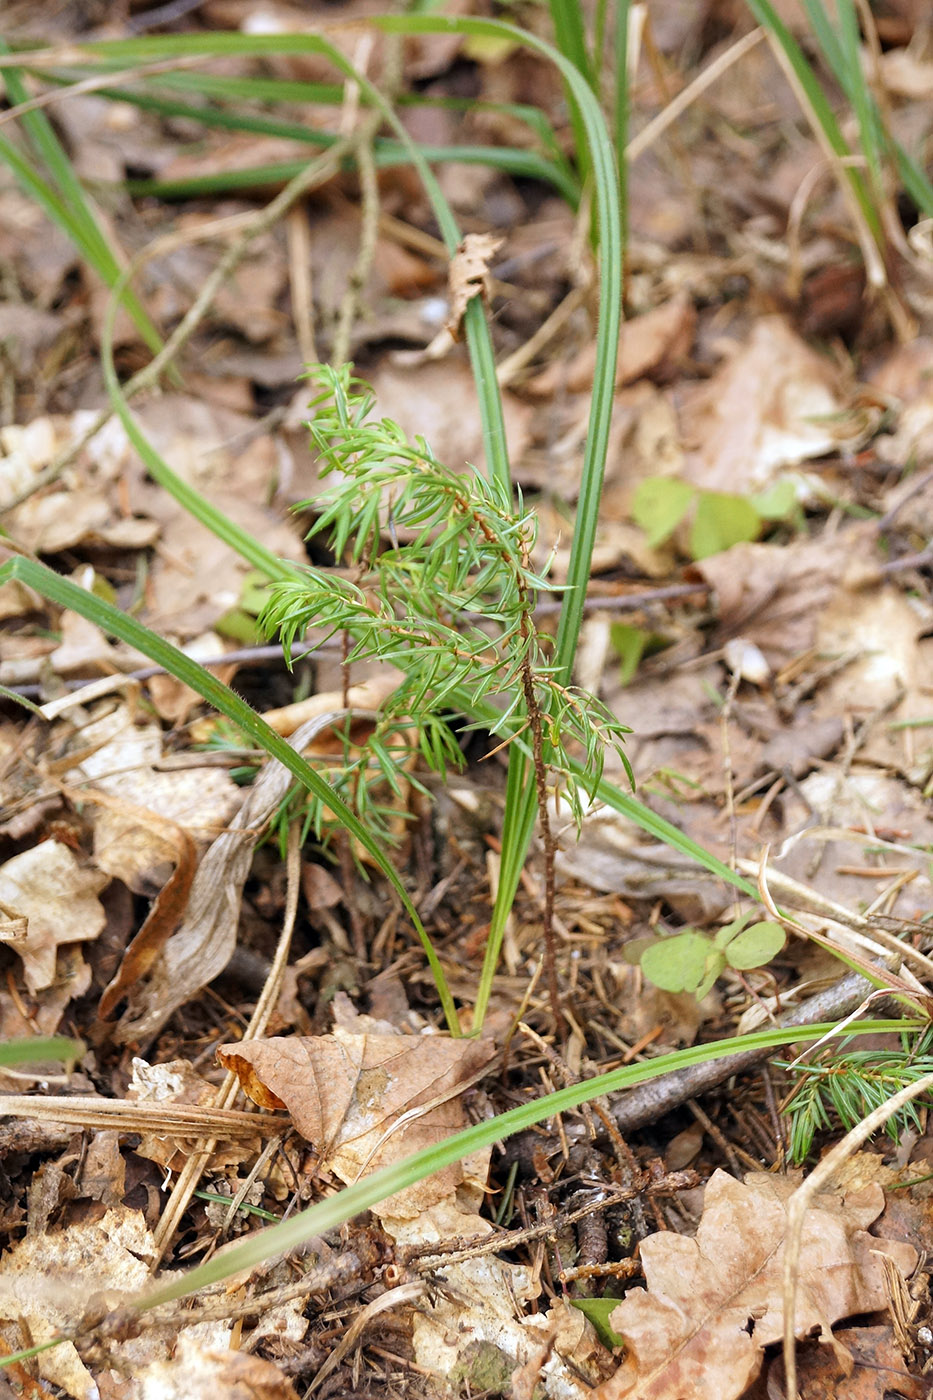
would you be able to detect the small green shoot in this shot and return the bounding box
[629,913,786,999]
[570,1297,624,1348]
[783,1027,933,1163]
[609,621,670,686]
[632,476,802,560]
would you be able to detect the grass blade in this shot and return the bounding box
[0,556,459,1036]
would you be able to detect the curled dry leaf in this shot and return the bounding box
[446,232,504,340]
[593,1170,918,1400]
[217,1028,496,1218]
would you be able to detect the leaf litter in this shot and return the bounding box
[3,1,933,1397]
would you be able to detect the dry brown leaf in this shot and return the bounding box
[766,1323,929,1400]
[527,295,696,396]
[446,232,504,339]
[879,46,933,98]
[678,316,859,496]
[0,840,107,993]
[129,1058,259,1171]
[95,800,197,1023]
[218,1028,495,1216]
[111,689,398,1044]
[594,1170,917,1400]
[368,359,532,477]
[64,702,241,892]
[690,528,867,669]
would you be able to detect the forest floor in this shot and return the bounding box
[2,2,933,1398]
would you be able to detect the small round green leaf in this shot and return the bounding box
[640,931,713,993]
[631,477,695,548]
[724,921,785,970]
[689,490,761,560]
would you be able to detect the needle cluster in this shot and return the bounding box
[259,364,631,847]
[783,1030,933,1163]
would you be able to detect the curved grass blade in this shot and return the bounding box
[0,556,458,1036]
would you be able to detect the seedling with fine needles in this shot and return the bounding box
[259,365,634,1022]
[783,1025,933,1163]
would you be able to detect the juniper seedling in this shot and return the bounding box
[782,1026,933,1163]
[260,364,633,1023]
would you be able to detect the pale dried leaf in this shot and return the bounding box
[594,1170,917,1400]
[113,689,397,1043]
[691,528,865,668]
[387,1197,605,1400]
[138,1340,300,1400]
[0,840,107,992]
[0,1207,155,1400]
[679,316,857,496]
[65,703,241,892]
[368,359,532,478]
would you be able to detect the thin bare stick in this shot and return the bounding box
[152,817,303,1264]
[625,28,765,164]
[286,204,318,366]
[332,34,391,370]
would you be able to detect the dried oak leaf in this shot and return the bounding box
[217,1029,495,1217]
[689,527,870,669]
[593,1169,917,1400]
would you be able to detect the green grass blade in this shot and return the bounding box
[0,41,164,355]
[0,1036,85,1067]
[0,556,459,1036]
[745,0,882,243]
[132,1016,917,1310]
[807,0,884,195]
[548,0,596,187]
[802,0,933,217]
[124,145,577,204]
[614,1,631,264]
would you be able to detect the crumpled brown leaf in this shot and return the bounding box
[218,1027,495,1217]
[689,526,872,668]
[112,682,399,1045]
[446,232,504,339]
[526,294,696,396]
[678,315,865,496]
[593,1169,918,1400]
